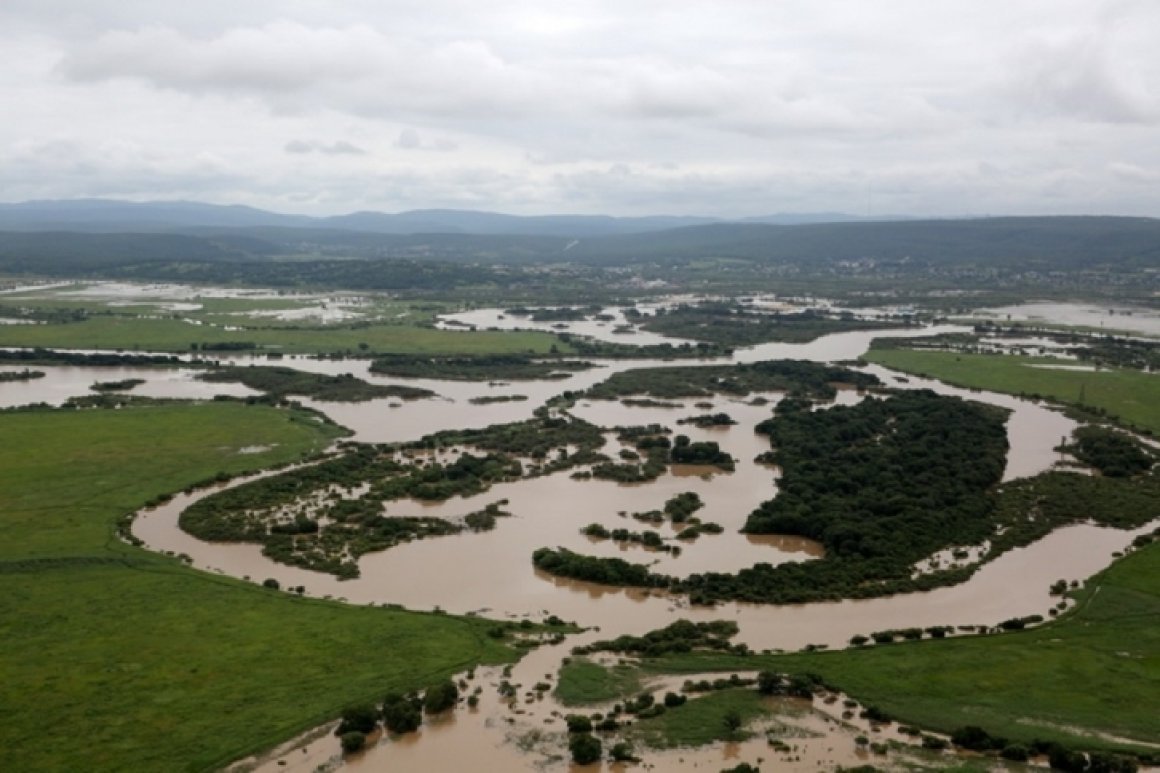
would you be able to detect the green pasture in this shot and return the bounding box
[0,403,522,771]
[864,348,1160,435]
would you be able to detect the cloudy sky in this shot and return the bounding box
[2,1,1158,217]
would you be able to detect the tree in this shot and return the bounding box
[610,741,636,762]
[565,714,593,733]
[335,704,378,735]
[423,680,459,714]
[382,694,422,734]
[569,733,602,765]
[339,731,366,753]
[723,709,743,736]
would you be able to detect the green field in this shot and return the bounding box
[629,688,769,748]
[0,314,567,355]
[635,539,1160,754]
[0,403,524,771]
[864,348,1160,435]
[554,658,644,706]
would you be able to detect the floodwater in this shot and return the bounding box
[437,305,699,346]
[0,364,256,407]
[967,301,1160,338]
[0,294,1150,771]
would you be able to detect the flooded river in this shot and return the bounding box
[1,308,1150,772]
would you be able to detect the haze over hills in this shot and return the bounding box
[0,199,888,237]
[0,199,1158,281]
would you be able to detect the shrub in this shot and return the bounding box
[565,714,593,734]
[335,704,378,735]
[610,741,637,762]
[569,733,602,765]
[339,731,366,753]
[423,680,459,714]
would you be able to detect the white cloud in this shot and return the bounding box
[0,0,1156,216]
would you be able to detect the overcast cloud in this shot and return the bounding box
[2,0,1158,216]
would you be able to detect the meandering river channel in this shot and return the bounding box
[2,308,1152,772]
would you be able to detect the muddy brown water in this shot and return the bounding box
[0,313,1148,771]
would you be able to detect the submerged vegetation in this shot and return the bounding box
[584,359,879,401]
[180,412,615,577]
[369,353,593,381]
[199,365,436,402]
[0,368,44,381]
[637,301,903,345]
[633,539,1160,762]
[2,275,1158,771]
[536,389,1160,607]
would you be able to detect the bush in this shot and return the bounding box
[950,725,994,751]
[1000,744,1030,762]
[610,741,636,762]
[423,680,459,714]
[339,731,366,754]
[565,714,593,733]
[335,704,378,735]
[382,694,422,734]
[569,733,602,765]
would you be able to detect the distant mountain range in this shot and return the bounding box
[0,199,889,237]
[0,199,1157,276]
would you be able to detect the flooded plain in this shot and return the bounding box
[966,301,1160,338]
[1,299,1153,772]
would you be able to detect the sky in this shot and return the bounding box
[2,1,1159,218]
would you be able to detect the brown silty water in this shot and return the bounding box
[0,311,1146,771]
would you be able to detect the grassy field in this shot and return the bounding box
[864,348,1160,435]
[629,689,770,748]
[0,314,567,355]
[637,540,1160,754]
[554,658,643,706]
[0,403,524,771]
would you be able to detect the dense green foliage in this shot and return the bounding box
[0,346,185,367]
[200,365,435,401]
[585,359,878,401]
[638,302,901,345]
[572,619,742,657]
[534,390,1160,605]
[407,412,605,463]
[532,547,668,588]
[422,680,460,713]
[664,492,704,523]
[568,733,603,765]
[370,353,592,380]
[506,305,598,321]
[670,435,735,470]
[1066,426,1155,477]
[677,411,737,427]
[559,334,734,359]
[744,390,1008,559]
